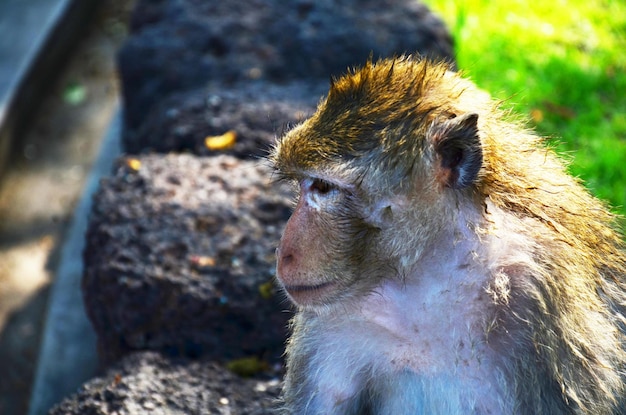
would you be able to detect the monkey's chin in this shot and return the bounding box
[282,281,336,307]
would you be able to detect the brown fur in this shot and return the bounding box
[272,56,626,414]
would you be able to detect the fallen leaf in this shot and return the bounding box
[227,356,268,377]
[258,280,275,299]
[205,130,237,150]
[190,255,216,267]
[126,158,141,171]
[63,81,87,105]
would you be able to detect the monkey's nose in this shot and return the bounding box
[281,253,294,266]
[276,247,295,279]
[276,247,294,265]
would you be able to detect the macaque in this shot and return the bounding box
[270,56,626,414]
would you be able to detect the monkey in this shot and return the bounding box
[269,56,626,414]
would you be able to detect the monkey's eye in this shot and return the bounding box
[309,178,334,195]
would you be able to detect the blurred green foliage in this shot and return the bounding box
[424,0,626,217]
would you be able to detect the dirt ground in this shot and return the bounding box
[0,1,134,414]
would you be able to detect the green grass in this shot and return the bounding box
[424,0,626,217]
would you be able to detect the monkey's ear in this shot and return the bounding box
[428,113,482,189]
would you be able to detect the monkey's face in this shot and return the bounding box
[275,172,385,309]
[271,57,484,311]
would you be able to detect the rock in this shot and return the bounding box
[70,1,458,412]
[118,0,455,153]
[82,154,294,365]
[123,81,325,155]
[48,351,281,415]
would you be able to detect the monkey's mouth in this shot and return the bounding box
[282,281,335,305]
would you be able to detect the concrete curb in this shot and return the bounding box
[28,107,121,415]
[0,0,100,177]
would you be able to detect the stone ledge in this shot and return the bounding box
[49,351,281,415]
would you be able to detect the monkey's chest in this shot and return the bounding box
[307,315,511,414]
[354,282,489,367]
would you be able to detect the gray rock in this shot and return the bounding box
[83,154,294,365]
[124,81,325,155]
[48,351,281,415]
[118,0,455,152]
[70,0,458,411]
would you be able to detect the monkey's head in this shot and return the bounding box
[271,57,486,311]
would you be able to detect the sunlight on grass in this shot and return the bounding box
[424,0,626,216]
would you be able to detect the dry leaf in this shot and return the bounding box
[205,130,237,150]
[126,158,141,171]
[258,280,275,299]
[227,356,268,377]
[190,255,216,267]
